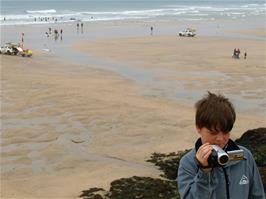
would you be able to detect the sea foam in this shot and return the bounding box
[25,9,57,14]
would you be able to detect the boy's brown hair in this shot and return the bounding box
[195,92,236,133]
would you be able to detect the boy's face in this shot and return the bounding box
[196,126,230,149]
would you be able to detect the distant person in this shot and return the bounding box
[54,29,59,41]
[77,22,80,33]
[233,48,237,56]
[232,48,240,59]
[232,48,236,58]
[81,22,84,33]
[60,29,63,41]
[216,24,220,34]
[244,51,247,59]
[150,26,154,35]
[237,48,241,57]
[177,91,265,199]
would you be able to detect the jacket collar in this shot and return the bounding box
[195,138,240,152]
[195,138,243,167]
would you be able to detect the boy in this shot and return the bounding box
[177,92,265,199]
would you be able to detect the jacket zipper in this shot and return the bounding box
[208,172,211,199]
[222,167,230,199]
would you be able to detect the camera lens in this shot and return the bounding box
[208,145,230,167]
[219,154,229,165]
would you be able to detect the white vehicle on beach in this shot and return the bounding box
[179,28,196,37]
[0,42,33,57]
[0,45,16,55]
[0,42,23,55]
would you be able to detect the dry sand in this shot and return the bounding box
[1,24,265,198]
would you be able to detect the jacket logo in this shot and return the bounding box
[239,175,249,185]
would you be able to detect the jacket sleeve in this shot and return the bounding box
[177,154,212,199]
[246,150,265,199]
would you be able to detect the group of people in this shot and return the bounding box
[45,27,63,41]
[76,22,84,33]
[44,21,85,41]
[34,17,60,23]
[232,48,247,59]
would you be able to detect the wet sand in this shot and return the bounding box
[1,20,266,198]
[75,35,266,115]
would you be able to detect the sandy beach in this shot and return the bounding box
[1,18,266,198]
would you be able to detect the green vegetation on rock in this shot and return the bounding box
[235,128,266,190]
[147,150,190,180]
[80,128,266,199]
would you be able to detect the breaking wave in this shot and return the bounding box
[25,9,57,14]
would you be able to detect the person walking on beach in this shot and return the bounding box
[150,26,154,35]
[232,48,240,59]
[77,22,80,33]
[60,29,63,41]
[54,29,59,41]
[244,51,247,59]
[177,92,265,199]
[233,48,237,57]
[237,48,241,57]
[81,22,84,33]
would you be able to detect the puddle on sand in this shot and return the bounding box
[1,111,92,175]
[49,44,266,116]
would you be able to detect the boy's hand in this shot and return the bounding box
[196,143,213,167]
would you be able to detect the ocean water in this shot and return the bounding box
[0,0,265,26]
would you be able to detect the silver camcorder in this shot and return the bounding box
[208,145,244,167]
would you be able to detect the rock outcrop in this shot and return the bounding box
[235,127,266,189]
[80,128,266,199]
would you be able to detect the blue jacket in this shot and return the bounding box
[177,139,265,199]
